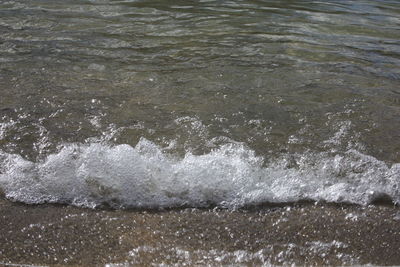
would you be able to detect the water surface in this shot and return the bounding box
[1,0,400,208]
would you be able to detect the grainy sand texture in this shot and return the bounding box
[0,200,399,266]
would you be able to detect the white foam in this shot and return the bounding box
[0,138,399,209]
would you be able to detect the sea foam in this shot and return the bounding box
[0,138,399,209]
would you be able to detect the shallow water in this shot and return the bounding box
[1,0,400,208]
[1,200,399,266]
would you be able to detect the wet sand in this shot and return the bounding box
[0,199,399,266]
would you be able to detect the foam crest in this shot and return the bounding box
[0,139,399,209]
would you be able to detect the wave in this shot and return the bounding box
[0,138,399,209]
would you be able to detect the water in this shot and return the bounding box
[1,0,400,209]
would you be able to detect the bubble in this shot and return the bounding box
[0,138,399,209]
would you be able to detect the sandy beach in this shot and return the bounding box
[0,199,399,266]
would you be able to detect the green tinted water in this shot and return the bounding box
[1,0,400,162]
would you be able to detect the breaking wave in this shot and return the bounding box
[0,138,399,209]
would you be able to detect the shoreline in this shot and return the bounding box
[1,199,400,266]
